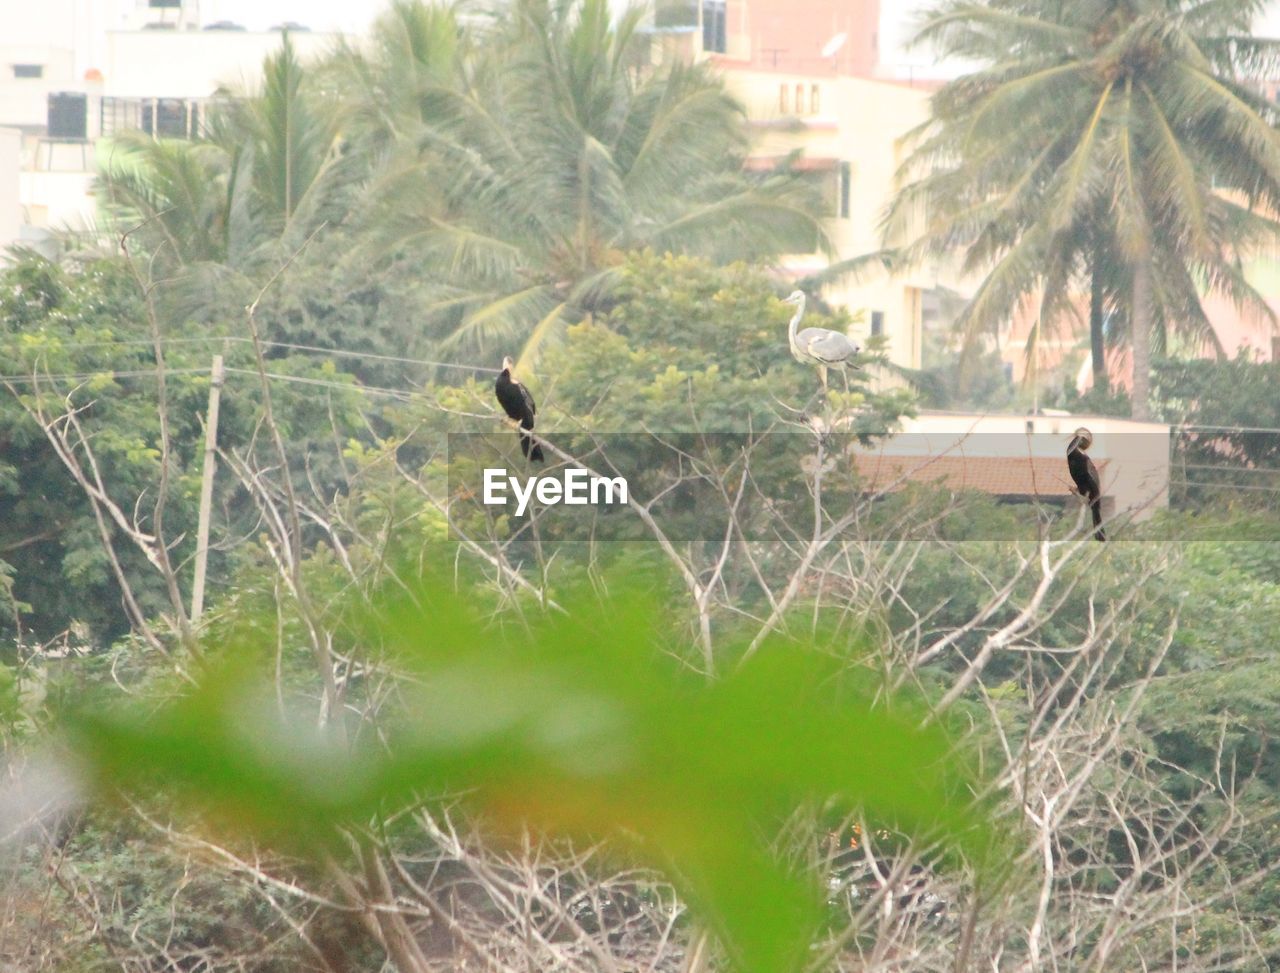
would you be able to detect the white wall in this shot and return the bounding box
[104,29,341,98]
[0,46,78,129]
[0,128,20,255]
[19,168,97,234]
[0,0,81,51]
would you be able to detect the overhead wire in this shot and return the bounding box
[0,367,212,384]
[222,368,419,401]
[1174,479,1280,495]
[4,339,1273,422]
[0,334,503,374]
[1179,463,1280,476]
[4,344,1280,453]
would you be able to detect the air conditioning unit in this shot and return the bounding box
[47,92,88,140]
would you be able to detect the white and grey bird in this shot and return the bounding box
[783,290,862,391]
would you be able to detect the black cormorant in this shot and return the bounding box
[494,357,544,462]
[1066,427,1105,541]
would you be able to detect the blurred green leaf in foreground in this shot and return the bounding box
[65,570,1006,973]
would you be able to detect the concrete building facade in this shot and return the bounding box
[725,68,936,370]
[0,0,341,257]
[644,0,947,375]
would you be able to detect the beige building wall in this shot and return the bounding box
[719,68,944,372]
[901,409,1172,519]
[860,412,1171,522]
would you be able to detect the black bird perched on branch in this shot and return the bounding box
[1066,427,1105,541]
[494,357,543,462]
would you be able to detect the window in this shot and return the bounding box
[810,84,820,114]
[838,161,851,218]
[871,311,884,336]
[700,0,726,54]
[794,84,804,114]
[142,98,198,138]
[13,64,43,79]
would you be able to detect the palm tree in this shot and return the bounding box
[99,33,345,273]
[888,0,1280,418]
[99,1,828,368]
[339,0,830,365]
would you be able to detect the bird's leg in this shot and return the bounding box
[840,367,851,397]
[819,365,828,393]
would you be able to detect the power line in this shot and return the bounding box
[1174,478,1280,495]
[253,339,502,374]
[0,368,211,384]
[0,336,228,352]
[222,368,419,401]
[4,344,1280,433]
[0,335,502,374]
[0,363,429,401]
[1173,422,1280,435]
[1179,463,1280,476]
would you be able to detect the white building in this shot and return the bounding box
[0,128,21,249]
[103,27,338,101]
[0,46,79,132]
[0,0,342,258]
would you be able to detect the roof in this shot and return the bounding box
[747,118,840,132]
[743,154,840,171]
[852,453,1108,498]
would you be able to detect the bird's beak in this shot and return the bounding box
[1067,436,1082,454]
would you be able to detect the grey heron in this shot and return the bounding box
[783,290,862,392]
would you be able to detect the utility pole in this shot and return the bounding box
[191,354,224,623]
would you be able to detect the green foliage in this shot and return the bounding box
[1154,353,1280,508]
[546,251,901,430]
[908,347,1014,412]
[388,252,914,551]
[67,569,1004,973]
[99,0,829,366]
[0,252,369,641]
[0,256,194,640]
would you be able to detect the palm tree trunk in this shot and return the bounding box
[1130,257,1152,420]
[1089,253,1107,393]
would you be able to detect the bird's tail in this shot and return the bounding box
[518,429,544,463]
[1090,498,1105,542]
